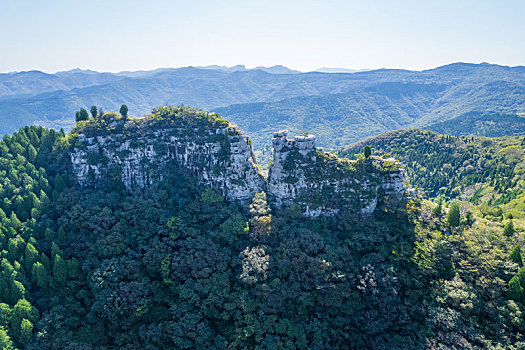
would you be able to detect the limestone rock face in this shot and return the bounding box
[267,130,405,216]
[70,123,264,201]
[70,116,405,216]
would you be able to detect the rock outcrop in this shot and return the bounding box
[69,109,405,216]
[267,130,405,216]
[70,112,264,201]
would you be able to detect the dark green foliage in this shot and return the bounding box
[429,113,525,138]
[432,197,442,217]
[54,174,66,192]
[19,318,33,345]
[0,327,14,350]
[200,188,224,203]
[90,105,98,119]
[504,220,515,237]
[447,202,461,227]
[119,104,128,119]
[0,114,525,348]
[0,126,64,346]
[0,304,12,327]
[509,245,523,266]
[507,276,523,301]
[10,299,38,343]
[75,108,89,122]
[464,211,474,226]
[364,145,372,159]
[67,258,79,279]
[32,262,48,288]
[517,266,525,286]
[52,255,67,286]
[343,129,525,201]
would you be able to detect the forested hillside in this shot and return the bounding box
[428,113,525,137]
[1,63,525,150]
[343,129,525,205]
[0,109,524,348]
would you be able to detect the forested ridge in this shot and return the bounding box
[0,109,524,348]
[344,129,525,207]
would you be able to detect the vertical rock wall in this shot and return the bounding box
[70,123,265,201]
[70,118,405,216]
[267,130,405,216]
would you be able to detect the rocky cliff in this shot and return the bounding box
[69,107,264,201]
[267,130,405,215]
[69,107,405,215]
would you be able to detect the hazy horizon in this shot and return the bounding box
[2,61,524,75]
[2,0,524,73]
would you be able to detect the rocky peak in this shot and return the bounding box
[272,130,317,154]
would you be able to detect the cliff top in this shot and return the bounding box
[69,105,232,139]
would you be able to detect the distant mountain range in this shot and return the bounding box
[1,62,524,149]
[196,65,301,74]
[314,67,369,73]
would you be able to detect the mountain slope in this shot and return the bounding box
[0,70,123,99]
[342,129,525,206]
[215,83,446,149]
[1,63,524,142]
[428,113,525,137]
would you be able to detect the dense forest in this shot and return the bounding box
[0,108,524,348]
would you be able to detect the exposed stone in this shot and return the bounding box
[70,122,405,216]
[267,130,405,216]
[70,122,264,201]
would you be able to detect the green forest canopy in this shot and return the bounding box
[0,108,524,348]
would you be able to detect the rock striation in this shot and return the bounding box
[69,108,405,216]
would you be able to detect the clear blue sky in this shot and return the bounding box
[1,0,524,73]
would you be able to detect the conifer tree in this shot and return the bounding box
[364,146,372,159]
[18,318,33,345]
[31,262,49,288]
[53,255,67,286]
[509,245,523,266]
[447,202,461,227]
[10,299,38,346]
[7,281,25,305]
[53,174,66,192]
[66,258,80,279]
[120,104,129,120]
[24,243,38,270]
[40,253,51,271]
[504,220,515,237]
[90,106,98,119]
[432,197,443,217]
[0,304,12,327]
[518,265,525,286]
[507,275,523,301]
[0,327,14,350]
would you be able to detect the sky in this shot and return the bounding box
[1,0,524,73]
